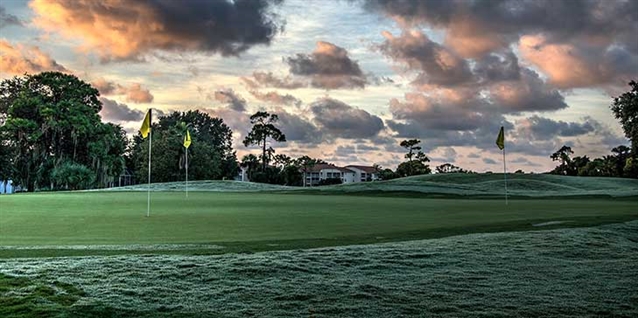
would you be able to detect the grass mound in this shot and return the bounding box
[316,173,638,197]
[97,180,291,192]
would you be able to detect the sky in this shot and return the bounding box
[0,0,636,172]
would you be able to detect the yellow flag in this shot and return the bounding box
[183,130,191,149]
[140,109,151,138]
[496,126,504,150]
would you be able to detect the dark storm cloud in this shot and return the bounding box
[362,0,637,52]
[474,51,520,83]
[518,116,597,140]
[211,89,247,112]
[362,0,638,89]
[99,97,144,122]
[377,30,474,87]
[275,110,322,143]
[30,0,285,61]
[489,68,568,113]
[244,42,371,90]
[310,97,384,139]
[0,6,21,29]
[285,41,368,89]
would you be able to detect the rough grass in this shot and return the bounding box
[1,221,637,317]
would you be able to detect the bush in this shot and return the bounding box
[317,178,342,186]
[51,161,96,190]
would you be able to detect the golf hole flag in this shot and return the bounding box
[496,126,505,150]
[140,109,151,138]
[183,130,191,149]
[140,109,152,217]
[496,126,508,204]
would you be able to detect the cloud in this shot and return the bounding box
[510,157,542,167]
[474,51,521,83]
[99,97,144,122]
[0,39,68,75]
[211,89,247,112]
[29,0,285,61]
[0,5,21,29]
[377,30,474,87]
[514,116,598,141]
[248,90,301,106]
[285,41,368,89]
[275,108,322,143]
[126,83,154,103]
[519,34,638,90]
[488,68,567,113]
[243,41,371,90]
[362,0,638,90]
[388,90,497,131]
[310,97,384,139]
[241,71,305,90]
[482,158,497,165]
[91,78,122,95]
[363,0,637,55]
[91,79,154,103]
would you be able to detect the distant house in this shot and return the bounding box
[235,166,250,182]
[118,169,135,187]
[0,179,14,194]
[346,165,380,182]
[302,164,379,186]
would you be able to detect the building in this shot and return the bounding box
[235,166,250,182]
[0,180,14,194]
[345,165,380,182]
[302,164,379,186]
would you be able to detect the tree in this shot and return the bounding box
[611,145,631,177]
[610,80,638,155]
[243,111,286,171]
[378,168,398,180]
[396,139,431,177]
[153,110,237,180]
[400,139,421,163]
[570,155,590,176]
[132,111,236,183]
[550,145,573,175]
[396,160,431,177]
[0,72,126,191]
[295,155,318,187]
[241,154,260,180]
[273,154,292,170]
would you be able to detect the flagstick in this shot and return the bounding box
[503,148,508,205]
[185,147,189,198]
[147,129,152,217]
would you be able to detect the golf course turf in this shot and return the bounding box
[1,190,636,257]
[1,175,637,317]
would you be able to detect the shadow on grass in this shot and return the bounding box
[2,214,636,259]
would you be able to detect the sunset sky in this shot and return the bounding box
[1,0,636,172]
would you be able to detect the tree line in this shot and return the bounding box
[1,73,636,191]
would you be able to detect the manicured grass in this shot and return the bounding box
[1,191,636,257]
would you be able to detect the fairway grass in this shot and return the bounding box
[1,191,636,257]
[1,221,636,317]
